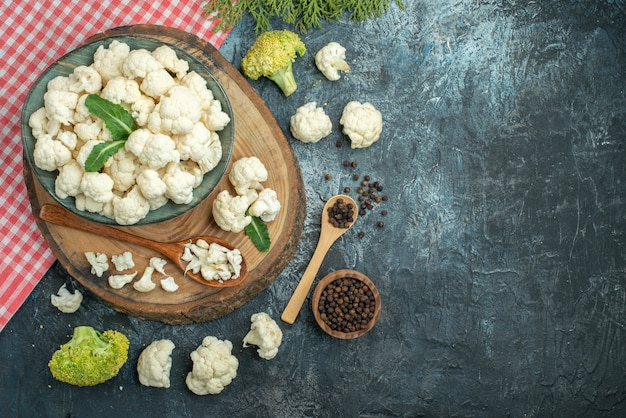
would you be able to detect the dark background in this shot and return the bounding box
[2,1,626,416]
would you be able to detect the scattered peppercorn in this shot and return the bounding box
[343,160,351,167]
[377,221,385,228]
[343,187,351,193]
[351,161,357,168]
[317,277,377,333]
[353,174,359,181]
[336,140,343,148]
[358,231,365,238]
[324,173,332,180]
[381,210,388,216]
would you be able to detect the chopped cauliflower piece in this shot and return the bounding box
[108,272,138,289]
[243,312,283,360]
[137,339,176,388]
[212,190,251,233]
[228,156,268,196]
[111,251,135,271]
[340,101,383,149]
[149,257,168,275]
[51,283,83,314]
[290,102,332,143]
[160,276,179,292]
[85,252,109,277]
[248,188,281,222]
[315,42,350,81]
[182,239,243,283]
[186,336,238,395]
[133,266,156,292]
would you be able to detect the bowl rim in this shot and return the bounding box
[20,34,235,226]
[311,269,381,339]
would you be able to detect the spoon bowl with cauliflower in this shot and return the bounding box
[21,35,234,226]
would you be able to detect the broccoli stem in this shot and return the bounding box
[70,326,109,351]
[268,61,298,96]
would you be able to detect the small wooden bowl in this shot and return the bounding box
[312,269,381,339]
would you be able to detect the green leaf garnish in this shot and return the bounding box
[245,216,271,252]
[84,140,126,172]
[84,94,136,140]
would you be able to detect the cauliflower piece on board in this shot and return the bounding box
[51,283,83,314]
[290,102,332,143]
[212,190,252,233]
[147,85,202,135]
[113,186,151,225]
[133,266,156,292]
[248,188,281,222]
[149,257,168,275]
[315,42,351,81]
[111,251,135,271]
[152,45,189,78]
[136,169,167,201]
[228,156,268,196]
[186,336,238,395]
[55,160,84,199]
[340,101,383,149]
[160,276,179,292]
[108,272,137,289]
[243,312,283,360]
[33,134,72,171]
[93,40,130,83]
[84,252,109,277]
[137,339,176,388]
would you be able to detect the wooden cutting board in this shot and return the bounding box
[24,25,306,324]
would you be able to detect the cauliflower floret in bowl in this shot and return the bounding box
[21,36,234,226]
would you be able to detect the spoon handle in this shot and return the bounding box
[39,204,162,253]
[281,231,336,324]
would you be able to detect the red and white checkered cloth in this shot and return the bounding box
[0,0,230,331]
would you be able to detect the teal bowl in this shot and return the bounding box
[21,35,234,225]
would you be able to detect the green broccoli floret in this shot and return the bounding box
[48,325,129,386]
[241,30,306,97]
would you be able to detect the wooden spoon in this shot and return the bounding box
[38,204,247,288]
[281,194,358,324]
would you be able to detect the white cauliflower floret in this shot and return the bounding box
[147,85,202,135]
[111,251,135,271]
[290,102,332,143]
[243,312,283,360]
[149,257,168,275]
[121,48,163,79]
[136,169,167,200]
[103,148,139,193]
[174,123,223,173]
[180,71,214,109]
[160,276,179,292]
[315,42,351,81]
[248,188,281,222]
[202,99,231,132]
[33,134,72,171]
[74,117,103,142]
[228,156,268,196]
[152,45,189,78]
[108,272,137,289]
[50,283,83,314]
[80,171,115,203]
[47,76,72,92]
[125,128,180,169]
[212,190,252,233]
[68,66,102,94]
[186,336,238,395]
[75,193,105,213]
[340,101,383,149]
[84,251,109,277]
[178,160,204,187]
[55,160,83,199]
[56,131,78,151]
[133,266,156,292]
[29,107,61,140]
[162,163,196,205]
[113,186,151,225]
[44,90,79,125]
[137,339,176,388]
[130,95,156,127]
[93,40,130,83]
[140,69,176,99]
[101,77,142,105]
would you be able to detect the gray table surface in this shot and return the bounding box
[2,1,626,416]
